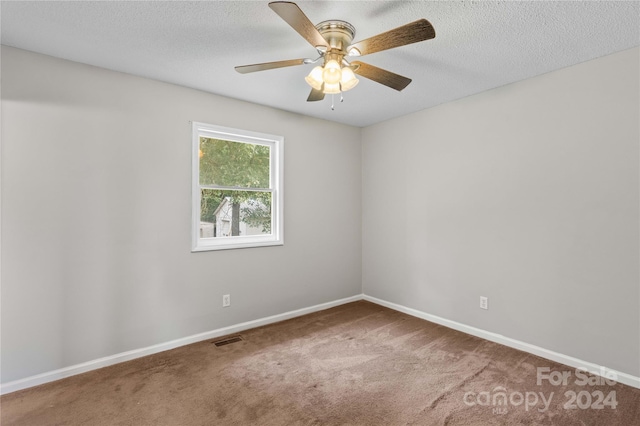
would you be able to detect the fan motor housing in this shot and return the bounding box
[315,20,356,52]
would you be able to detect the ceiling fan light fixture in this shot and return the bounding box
[236,2,437,103]
[340,66,359,91]
[323,82,341,94]
[305,66,324,90]
[322,59,342,85]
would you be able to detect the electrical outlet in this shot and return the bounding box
[223,294,231,307]
[480,296,488,310]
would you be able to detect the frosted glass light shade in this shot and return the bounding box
[323,82,341,94]
[322,60,342,85]
[340,67,359,92]
[305,66,323,90]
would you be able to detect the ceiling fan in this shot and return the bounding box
[235,1,436,104]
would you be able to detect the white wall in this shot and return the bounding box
[362,47,640,377]
[3,44,639,386]
[1,46,362,383]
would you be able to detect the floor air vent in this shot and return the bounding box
[212,336,243,347]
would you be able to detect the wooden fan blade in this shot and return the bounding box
[269,2,328,49]
[351,61,412,91]
[307,87,325,102]
[348,19,435,56]
[235,58,306,74]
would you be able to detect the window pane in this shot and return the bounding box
[200,189,272,238]
[199,138,270,188]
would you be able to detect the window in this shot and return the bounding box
[192,122,283,251]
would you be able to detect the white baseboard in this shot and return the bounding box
[0,294,364,395]
[363,294,640,390]
[4,293,638,394]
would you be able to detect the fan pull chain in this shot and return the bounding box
[329,93,345,111]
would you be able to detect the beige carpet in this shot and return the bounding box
[2,301,639,425]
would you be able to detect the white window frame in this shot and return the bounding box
[191,122,284,252]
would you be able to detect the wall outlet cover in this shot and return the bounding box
[480,296,488,310]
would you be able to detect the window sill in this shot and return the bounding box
[191,239,284,252]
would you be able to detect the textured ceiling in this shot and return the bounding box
[1,1,639,127]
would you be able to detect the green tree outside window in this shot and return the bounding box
[199,138,272,236]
